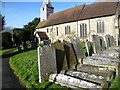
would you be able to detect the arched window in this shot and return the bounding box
[56,27,58,36]
[97,21,104,33]
[80,23,87,37]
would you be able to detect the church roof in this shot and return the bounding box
[79,2,118,20]
[44,4,85,27]
[36,20,47,29]
[37,2,118,28]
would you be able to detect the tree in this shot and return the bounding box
[0,14,5,31]
[23,17,40,41]
[2,32,13,49]
[13,28,24,46]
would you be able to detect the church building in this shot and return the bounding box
[35,0,120,43]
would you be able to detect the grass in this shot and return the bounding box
[81,42,87,56]
[110,75,120,89]
[9,49,70,89]
[0,47,16,55]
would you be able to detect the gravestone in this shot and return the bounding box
[63,70,112,87]
[92,35,101,53]
[37,46,57,82]
[49,74,101,88]
[43,40,51,45]
[51,41,68,73]
[63,40,77,70]
[82,56,119,75]
[105,35,115,48]
[85,41,94,56]
[99,37,106,51]
[23,42,28,50]
[70,38,85,64]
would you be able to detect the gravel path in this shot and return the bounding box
[1,49,26,89]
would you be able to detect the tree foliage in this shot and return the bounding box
[13,17,40,46]
[23,17,40,41]
[2,32,13,49]
[0,14,5,31]
[13,28,24,46]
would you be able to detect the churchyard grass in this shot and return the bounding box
[0,47,16,55]
[110,75,120,89]
[9,49,69,89]
[81,42,87,55]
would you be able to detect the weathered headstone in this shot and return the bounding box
[22,42,28,50]
[43,39,51,45]
[63,70,112,87]
[93,49,120,58]
[70,38,85,63]
[49,74,101,88]
[37,46,57,82]
[17,45,21,51]
[51,41,68,73]
[105,35,115,48]
[63,40,77,70]
[85,41,94,56]
[92,35,101,53]
[77,64,116,74]
[82,56,120,75]
[99,37,106,51]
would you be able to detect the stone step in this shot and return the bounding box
[60,70,110,87]
[49,74,101,88]
[82,57,120,75]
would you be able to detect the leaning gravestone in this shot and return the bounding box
[92,35,101,53]
[63,40,77,70]
[37,46,57,82]
[51,41,68,73]
[105,35,115,48]
[70,38,85,63]
[85,41,94,56]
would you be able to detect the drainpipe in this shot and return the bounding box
[77,21,79,37]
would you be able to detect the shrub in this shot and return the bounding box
[2,32,13,49]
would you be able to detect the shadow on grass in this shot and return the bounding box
[2,48,37,58]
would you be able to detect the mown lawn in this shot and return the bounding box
[0,48,16,55]
[110,75,120,89]
[9,49,70,89]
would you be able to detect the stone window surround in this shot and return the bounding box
[80,23,87,37]
[97,20,104,33]
[65,25,71,35]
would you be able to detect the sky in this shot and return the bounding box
[2,1,96,28]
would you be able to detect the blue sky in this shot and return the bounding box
[2,2,94,28]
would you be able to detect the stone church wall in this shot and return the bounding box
[36,15,119,43]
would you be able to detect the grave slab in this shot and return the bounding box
[37,46,57,82]
[49,74,101,88]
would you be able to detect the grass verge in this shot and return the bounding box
[0,48,16,55]
[9,49,70,89]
